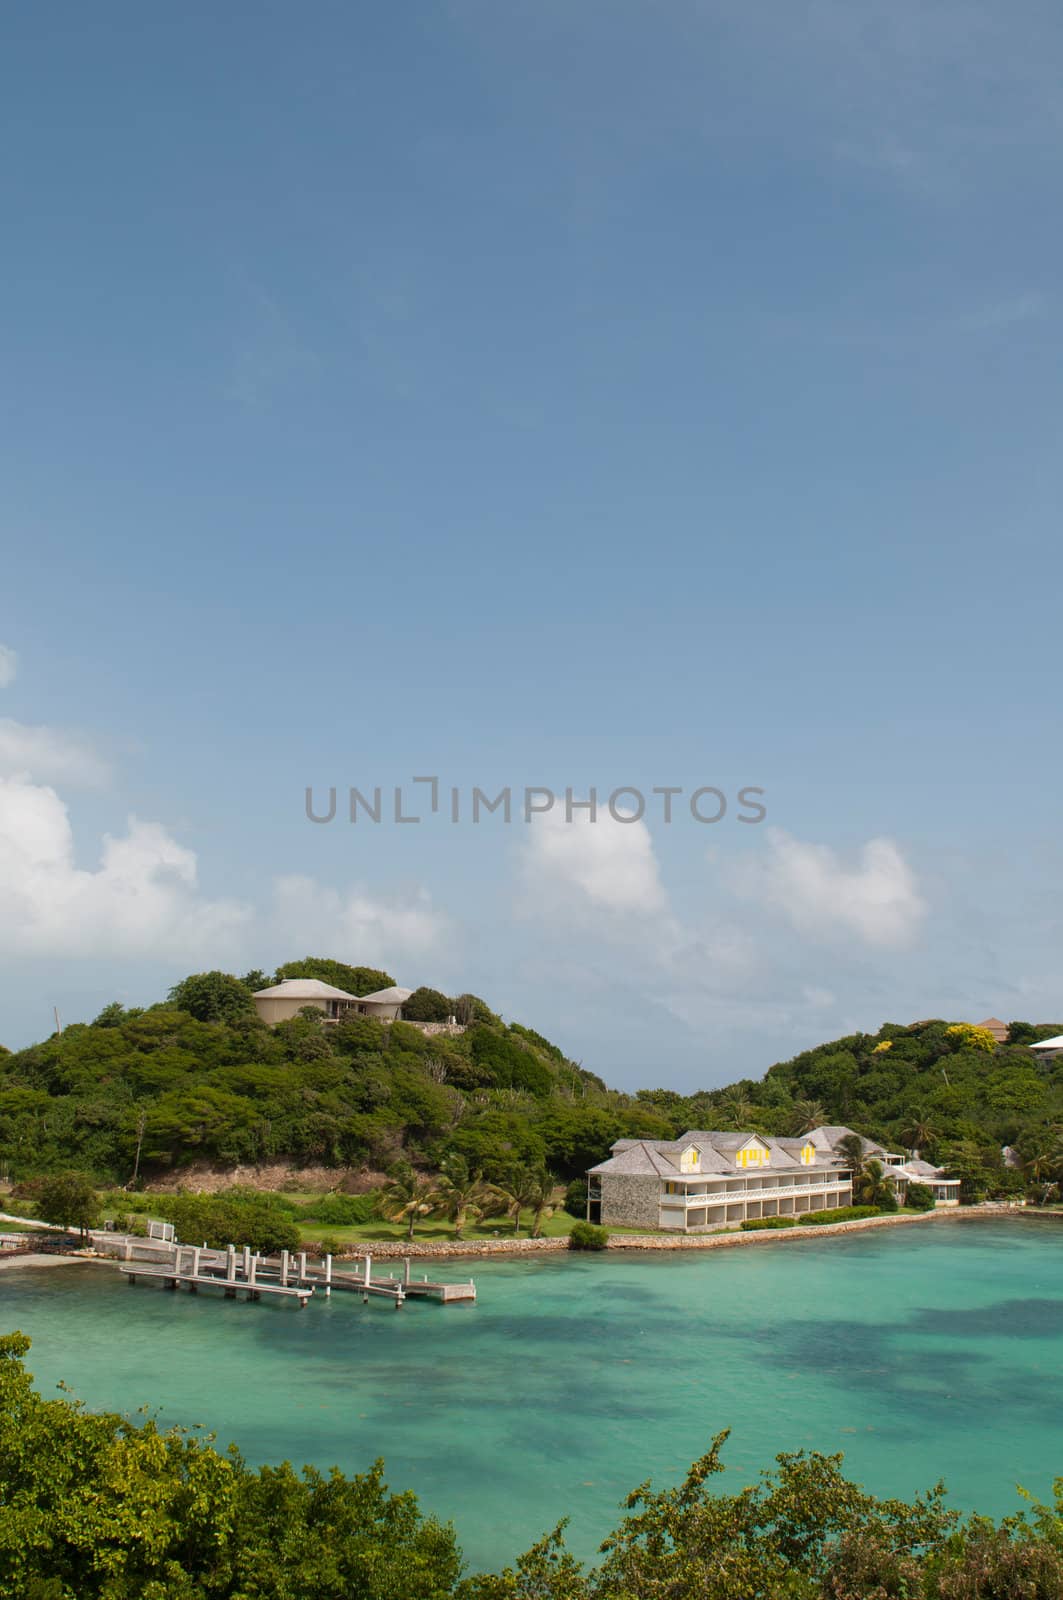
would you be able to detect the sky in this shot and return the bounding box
[2,2,1062,1089]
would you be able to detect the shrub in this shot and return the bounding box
[905,1181,936,1211]
[36,1172,101,1237]
[568,1221,608,1250]
[162,1189,300,1253]
[563,1178,588,1218]
[740,1216,797,1231]
[300,1191,378,1226]
[402,987,454,1023]
[317,1234,342,1257]
[803,1205,882,1226]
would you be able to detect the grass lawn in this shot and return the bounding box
[295,1210,654,1247]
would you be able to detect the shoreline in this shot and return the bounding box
[0,1206,1052,1275]
[312,1203,1047,1261]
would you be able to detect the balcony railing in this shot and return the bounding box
[667,1181,851,1208]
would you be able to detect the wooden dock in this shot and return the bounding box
[120,1246,315,1306]
[113,1242,475,1310]
[255,1250,477,1306]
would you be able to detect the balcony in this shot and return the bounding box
[670,1181,850,1207]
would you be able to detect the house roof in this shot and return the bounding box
[977,1016,1008,1034]
[357,986,414,1005]
[896,1158,952,1180]
[805,1125,887,1158]
[252,978,360,1001]
[590,1128,838,1179]
[1029,1034,1063,1051]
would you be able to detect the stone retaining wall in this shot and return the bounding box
[336,1205,1043,1261]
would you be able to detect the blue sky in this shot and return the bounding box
[2,2,1061,1086]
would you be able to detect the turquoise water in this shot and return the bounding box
[2,1220,1062,1573]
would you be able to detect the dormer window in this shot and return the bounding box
[679,1145,701,1173]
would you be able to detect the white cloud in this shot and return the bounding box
[0,719,111,787]
[269,875,449,964]
[0,773,450,974]
[733,829,927,947]
[519,804,667,917]
[0,646,15,688]
[0,775,250,958]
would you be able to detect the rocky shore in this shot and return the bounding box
[332,1203,1038,1261]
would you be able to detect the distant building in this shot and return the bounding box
[1028,1033,1063,1060]
[353,985,414,1021]
[251,978,361,1026]
[586,1123,959,1232]
[252,978,444,1029]
[976,1016,1009,1044]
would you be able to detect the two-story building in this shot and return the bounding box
[586,1130,853,1231]
[586,1123,959,1231]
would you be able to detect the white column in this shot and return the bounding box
[324,1253,332,1297]
[280,1249,289,1287]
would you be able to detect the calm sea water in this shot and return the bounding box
[2,1220,1061,1572]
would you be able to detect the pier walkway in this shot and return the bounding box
[113,1240,475,1309]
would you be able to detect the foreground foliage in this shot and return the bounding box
[2,1334,1062,1600]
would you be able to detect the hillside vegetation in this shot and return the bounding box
[0,960,672,1187]
[637,1017,1063,1200]
[2,963,1061,1202]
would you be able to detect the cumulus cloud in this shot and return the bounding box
[0,645,15,688]
[0,774,250,958]
[269,875,449,963]
[0,772,450,972]
[0,719,112,787]
[733,828,927,947]
[519,804,668,918]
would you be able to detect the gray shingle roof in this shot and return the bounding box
[591,1128,842,1178]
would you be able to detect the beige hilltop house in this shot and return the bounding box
[251,979,464,1034]
[587,1124,958,1233]
[976,1016,1009,1044]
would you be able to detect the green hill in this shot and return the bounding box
[636,1017,1063,1199]
[2,969,1061,1202]
[0,962,672,1187]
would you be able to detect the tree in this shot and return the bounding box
[436,1156,493,1239]
[274,957,394,996]
[380,1164,442,1239]
[492,1166,544,1236]
[167,971,256,1025]
[789,1099,826,1135]
[905,1181,935,1212]
[853,1158,896,1210]
[717,1093,756,1130]
[0,1333,462,1599]
[403,987,454,1023]
[526,1170,555,1238]
[900,1108,938,1152]
[37,1171,100,1238]
[239,969,271,993]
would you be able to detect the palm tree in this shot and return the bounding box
[717,1092,757,1130]
[833,1133,895,1208]
[380,1165,442,1240]
[1019,1138,1062,1204]
[525,1170,555,1238]
[492,1166,544,1236]
[436,1157,492,1240]
[852,1157,895,1209]
[789,1100,826,1136]
[836,1132,866,1174]
[900,1108,937,1153]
